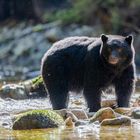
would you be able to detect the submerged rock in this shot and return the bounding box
[132,108,140,119]
[90,107,116,122]
[101,100,117,108]
[12,110,64,130]
[55,109,78,122]
[101,116,131,126]
[114,108,132,116]
[70,109,88,120]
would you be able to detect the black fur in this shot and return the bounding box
[41,35,136,112]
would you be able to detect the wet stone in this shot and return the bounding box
[65,116,75,127]
[114,108,132,116]
[90,107,116,122]
[101,100,117,108]
[70,109,88,120]
[55,109,78,122]
[132,109,140,119]
[101,116,131,126]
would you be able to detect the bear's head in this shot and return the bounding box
[100,34,135,67]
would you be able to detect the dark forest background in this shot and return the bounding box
[0,0,140,79]
[0,0,140,34]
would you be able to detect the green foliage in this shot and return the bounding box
[44,0,140,34]
[44,0,94,25]
[110,8,122,33]
[130,0,140,7]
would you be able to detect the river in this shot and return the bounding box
[0,91,140,140]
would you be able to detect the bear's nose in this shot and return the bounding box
[109,51,119,64]
[110,50,119,59]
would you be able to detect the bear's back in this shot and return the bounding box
[45,36,98,56]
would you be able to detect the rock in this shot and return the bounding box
[132,108,140,119]
[12,110,64,130]
[114,108,132,116]
[101,100,117,108]
[0,21,102,74]
[72,100,83,105]
[22,75,47,98]
[13,36,34,57]
[55,109,68,118]
[55,109,88,121]
[87,112,96,118]
[0,76,47,100]
[132,96,140,107]
[55,109,78,122]
[65,111,79,122]
[70,109,88,120]
[101,116,131,126]
[0,84,28,100]
[64,116,75,127]
[90,107,116,122]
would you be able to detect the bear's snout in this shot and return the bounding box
[108,50,119,64]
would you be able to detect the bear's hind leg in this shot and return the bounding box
[42,64,69,110]
[48,81,69,110]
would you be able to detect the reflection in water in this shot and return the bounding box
[0,126,99,140]
[0,123,140,140]
[100,126,134,140]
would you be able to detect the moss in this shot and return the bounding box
[32,75,43,85]
[13,110,64,130]
[30,76,47,96]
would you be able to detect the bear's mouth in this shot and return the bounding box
[108,57,119,65]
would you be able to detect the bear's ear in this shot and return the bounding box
[101,34,108,43]
[125,35,133,45]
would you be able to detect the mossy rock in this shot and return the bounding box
[12,110,64,130]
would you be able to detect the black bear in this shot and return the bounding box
[41,35,136,112]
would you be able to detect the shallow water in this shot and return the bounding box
[1,123,140,140]
[0,90,140,139]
